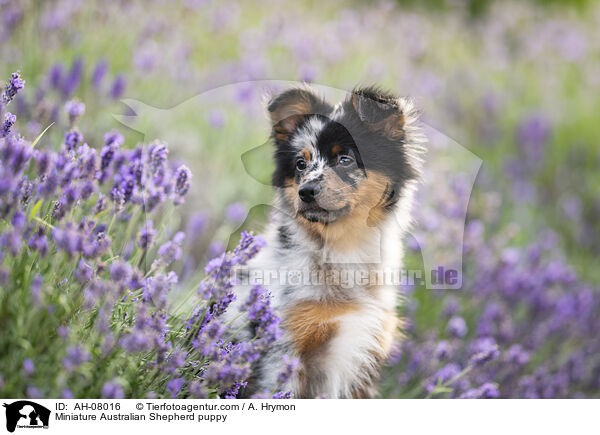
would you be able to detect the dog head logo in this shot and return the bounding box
[2,401,50,432]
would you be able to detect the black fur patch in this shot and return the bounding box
[277,224,294,249]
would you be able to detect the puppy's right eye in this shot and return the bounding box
[296,159,307,172]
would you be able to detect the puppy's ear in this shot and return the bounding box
[350,87,405,141]
[267,88,326,143]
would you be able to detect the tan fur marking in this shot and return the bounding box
[369,112,405,140]
[283,177,299,205]
[331,144,342,155]
[269,90,314,136]
[274,114,306,139]
[285,301,357,355]
[301,148,310,162]
[351,93,360,113]
[301,171,393,251]
[273,101,311,123]
[351,93,405,139]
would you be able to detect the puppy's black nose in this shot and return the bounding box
[299,183,321,203]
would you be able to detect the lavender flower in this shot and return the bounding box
[109,74,126,99]
[517,113,552,164]
[74,259,93,283]
[137,220,157,249]
[30,274,42,306]
[64,130,83,151]
[101,381,124,399]
[208,240,225,257]
[428,363,461,390]
[1,112,16,137]
[188,381,208,398]
[97,131,123,183]
[63,345,91,371]
[26,386,41,399]
[110,260,132,285]
[65,99,85,125]
[149,141,168,175]
[198,232,265,318]
[505,344,530,365]
[166,377,185,398]
[62,58,83,98]
[155,232,185,267]
[104,130,125,148]
[143,271,178,308]
[52,222,82,257]
[94,194,107,214]
[277,355,299,385]
[22,358,35,376]
[186,213,207,240]
[447,316,468,338]
[174,165,192,197]
[469,338,500,367]
[2,71,25,104]
[48,63,64,90]
[91,59,108,89]
[242,285,281,344]
[460,383,500,399]
[28,228,48,256]
[225,202,247,223]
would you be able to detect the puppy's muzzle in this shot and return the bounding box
[298,183,321,203]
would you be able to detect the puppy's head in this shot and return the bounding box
[268,86,422,235]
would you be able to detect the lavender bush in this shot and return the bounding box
[380,152,600,398]
[0,72,290,399]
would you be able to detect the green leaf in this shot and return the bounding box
[29,199,43,219]
[31,122,55,149]
[33,216,54,229]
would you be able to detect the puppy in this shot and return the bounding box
[230,85,424,398]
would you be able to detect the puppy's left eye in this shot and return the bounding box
[337,155,354,167]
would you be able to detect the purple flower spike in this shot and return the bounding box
[63,345,91,371]
[460,383,500,399]
[101,381,124,399]
[138,220,157,250]
[22,358,35,376]
[62,58,83,98]
[277,355,299,385]
[174,165,192,197]
[91,59,108,89]
[110,74,126,99]
[166,377,185,398]
[48,63,64,90]
[63,130,83,151]
[110,260,132,285]
[65,99,86,125]
[447,316,468,338]
[2,71,25,104]
[1,112,16,137]
[469,338,500,367]
[225,202,247,223]
[155,232,185,267]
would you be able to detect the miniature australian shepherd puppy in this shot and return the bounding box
[227,85,425,398]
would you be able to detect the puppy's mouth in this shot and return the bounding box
[298,204,350,224]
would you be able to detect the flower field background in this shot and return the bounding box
[1,0,600,398]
